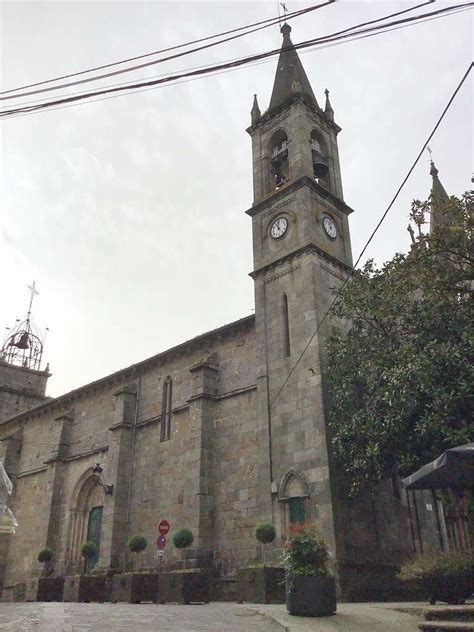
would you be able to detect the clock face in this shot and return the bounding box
[323,216,337,239]
[270,216,289,239]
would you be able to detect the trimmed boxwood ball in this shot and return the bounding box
[173,528,194,549]
[256,524,276,544]
[81,541,97,560]
[38,548,54,563]
[127,535,148,553]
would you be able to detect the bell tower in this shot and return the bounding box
[247,24,354,556]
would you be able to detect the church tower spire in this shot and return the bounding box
[269,23,318,111]
[429,160,450,232]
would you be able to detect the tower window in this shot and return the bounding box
[160,376,172,442]
[282,293,291,357]
[269,130,289,189]
[310,131,330,187]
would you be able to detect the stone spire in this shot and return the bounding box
[251,94,261,125]
[324,88,334,121]
[268,23,318,111]
[430,160,450,232]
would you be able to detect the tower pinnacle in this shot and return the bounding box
[268,24,318,111]
[429,160,450,232]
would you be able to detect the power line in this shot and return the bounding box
[0,2,334,101]
[4,0,436,111]
[5,10,468,123]
[269,61,473,410]
[2,2,471,119]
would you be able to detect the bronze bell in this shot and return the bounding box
[312,149,329,179]
[14,332,30,349]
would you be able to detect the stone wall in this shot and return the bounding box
[0,361,49,421]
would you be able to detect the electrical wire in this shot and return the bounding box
[269,61,473,410]
[2,2,471,118]
[0,1,334,101]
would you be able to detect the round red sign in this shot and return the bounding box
[156,535,167,550]
[158,519,170,535]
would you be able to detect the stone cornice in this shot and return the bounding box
[0,385,49,401]
[249,242,353,279]
[246,176,354,218]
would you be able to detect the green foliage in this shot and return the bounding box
[127,535,147,554]
[327,193,473,495]
[81,541,97,560]
[255,523,276,545]
[282,524,329,577]
[172,528,194,549]
[37,548,53,563]
[398,550,474,581]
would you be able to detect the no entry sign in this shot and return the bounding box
[156,535,167,550]
[158,519,170,535]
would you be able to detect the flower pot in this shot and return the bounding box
[159,571,210,604]
[422,574,474,605]
[62,575,107,602]
[286,575,336,617]
[236,567,285,604]
[111,573,159,603]
[25,577,64,602]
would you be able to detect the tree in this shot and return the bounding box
[255,523,276,566]
[172,528,194,570]
[37,547,54,577]
[327,193,473,496]
[127,535,147,571]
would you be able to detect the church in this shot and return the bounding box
[0,24,442,600]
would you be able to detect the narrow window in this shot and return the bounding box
[269,130,289,190]
[282,293,291,357]
[310,130,330,188]
[160,376,172,442]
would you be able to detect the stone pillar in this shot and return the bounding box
[183,357,218,566]
[99,384,137,571]
[44,410,74,561]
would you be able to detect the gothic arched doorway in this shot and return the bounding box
[67,470,104,571]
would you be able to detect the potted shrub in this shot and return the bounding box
[398,550,474,605]
[283,524,336,617]
[111,535,159,604]
[25,549,64,602]
[63,542,107,603]
[237,523,285,604]
[159,528,210,604]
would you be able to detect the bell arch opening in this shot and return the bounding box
[269,129,289,191]
[310,130,331,190]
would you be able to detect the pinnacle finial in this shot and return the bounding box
[251,94,261,124]
[430,160,439,178]
[281,22,291,37]
[324,88,334,121]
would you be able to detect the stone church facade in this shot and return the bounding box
[1,25,440,599]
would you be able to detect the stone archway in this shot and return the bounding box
[66,469,104,571]
[278,469,310,536]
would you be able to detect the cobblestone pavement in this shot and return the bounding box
[0,602,282,632]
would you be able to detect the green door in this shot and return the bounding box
[289,497,306,525]
[85,506,103,573]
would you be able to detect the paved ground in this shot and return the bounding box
[0,602,281,632]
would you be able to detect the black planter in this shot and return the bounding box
[25,577,64,602]
[111,573,159,603]
[286,575,337,617]
[62,575,107,602]
[422,574,473,605]
[236,567,285,604]
[159,571,210,604]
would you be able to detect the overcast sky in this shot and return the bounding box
[1,1,472,397]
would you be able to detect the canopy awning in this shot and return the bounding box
[402,442,474,491]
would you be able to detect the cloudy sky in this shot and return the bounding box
[1,1,472,397]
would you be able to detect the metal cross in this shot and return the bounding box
[27,281,39,317]
[427,145,433,162]
[280,2,288,19]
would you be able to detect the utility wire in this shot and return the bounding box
[269,61,473,410]
[2,2,470,118]
[4,0,435,109]
[0,2,334,101]
[5,2,467,116]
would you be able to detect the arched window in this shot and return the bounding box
[279,470,310,535]
[269,130,289,190]
[282,293,291,357]
[310,130,330,189]
[160,376,172,442]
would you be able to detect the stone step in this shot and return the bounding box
[418,621,474,632]
[424,607,474,623]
